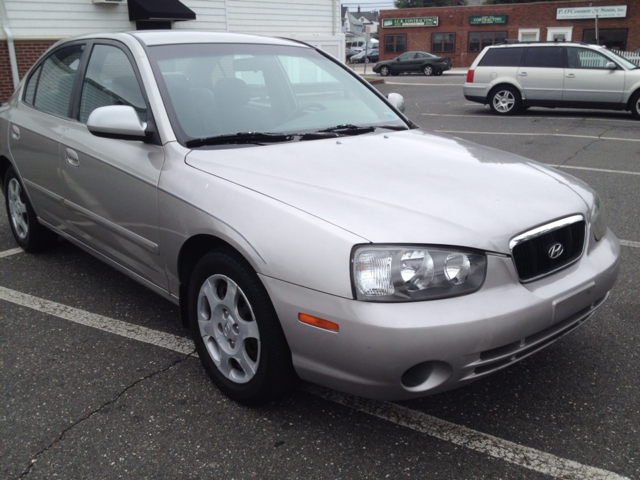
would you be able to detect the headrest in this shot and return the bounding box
[214,77,250,109]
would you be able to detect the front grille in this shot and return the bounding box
[511,217,586,282]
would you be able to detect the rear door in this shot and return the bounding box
[517,46,565,102]
[58,41,167,289]
[8,44,86,229]
[563,47,625,105]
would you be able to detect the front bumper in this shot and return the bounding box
[260,229,619,401]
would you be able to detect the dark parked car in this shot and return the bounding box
[350,48,379,64]
[345,48,359,61]
[374,51,451,76]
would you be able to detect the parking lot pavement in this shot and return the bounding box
[2,80,639,479]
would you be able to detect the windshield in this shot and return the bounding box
[602,48,639,69]
[148,43,407,145]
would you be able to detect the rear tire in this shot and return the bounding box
[3,167,58,252]
[489,85,522,116]
[188,249,297,405]
[423,65,434,76]
[631,91,640,120]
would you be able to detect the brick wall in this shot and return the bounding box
[379,0,640,67]
[0,41,56,102]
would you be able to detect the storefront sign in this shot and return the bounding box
[469,15,507,25]
[382,17,439,28]
[556,5,627,19]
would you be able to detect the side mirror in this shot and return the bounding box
[386,93,406,113]
[605,62,617,70]
[87,105,147,140]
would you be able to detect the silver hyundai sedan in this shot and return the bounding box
[0,32,620,405]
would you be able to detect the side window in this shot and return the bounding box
[31,45,85,117]
[479,48,525,67]
[522,47,563,68]
[567,48,613,69]
[79,44,147,123]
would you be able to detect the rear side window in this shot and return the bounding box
[522,47,564,68]
[478,48,525,67]
[31,45,85,117]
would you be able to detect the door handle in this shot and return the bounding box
[11,125,20,140]
[65,148,79,167]
[518,72,528,76]
[566,74,576,78]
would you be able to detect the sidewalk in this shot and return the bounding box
[349,64,468,76]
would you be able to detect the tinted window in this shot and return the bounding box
[522,47,563,68]
[479,48,525,67]
[23,66,41,105]
[32,45,85,117]
[79,44,147,123]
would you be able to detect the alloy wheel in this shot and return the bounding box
[197,274,260,384]
[493,90,515,113]
[7,178,28,240]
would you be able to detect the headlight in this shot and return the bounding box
[589,191,607,242]
[352,245,487,302]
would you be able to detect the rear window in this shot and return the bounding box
[478,48,525,67]
[522,47,564,68]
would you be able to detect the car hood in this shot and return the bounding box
[185,129,588,253]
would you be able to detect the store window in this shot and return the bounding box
[468,32,506,53]
[432,33,455,53]
[385,34,406,54]
[518,28,540,42]
[582,29,627,51]
[546,27,573,42]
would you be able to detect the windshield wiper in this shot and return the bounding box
[185,132,294,148]
[317,124,408,135]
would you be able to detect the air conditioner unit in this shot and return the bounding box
[92,0,125,4]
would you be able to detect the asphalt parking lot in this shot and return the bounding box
[2,76,639,479]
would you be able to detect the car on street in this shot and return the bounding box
[345,48,359,61]
[350,48,379,64]
[464,41,640,119]
[373,51,452,76]
[1,31,619,406]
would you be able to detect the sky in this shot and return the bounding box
[341,1,396,12]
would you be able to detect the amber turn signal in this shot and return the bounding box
[298,313,339,332]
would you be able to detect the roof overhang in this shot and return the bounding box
[128,0,196,22]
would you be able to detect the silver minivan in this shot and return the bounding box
[463,41,640,119]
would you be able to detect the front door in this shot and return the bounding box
[59,42,167,289]
[563,47,625,105]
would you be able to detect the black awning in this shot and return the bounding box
[128,0,196,22]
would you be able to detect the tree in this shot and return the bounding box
[394,0,464,7]
[483,0,548,4]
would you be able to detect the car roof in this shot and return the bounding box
[59,30,307,48]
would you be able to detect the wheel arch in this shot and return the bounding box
[0,155,14,195]
[177,233,253,328]
[626,86,640,111]
[486,82,524,105]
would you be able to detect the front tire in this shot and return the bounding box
[188,249,297,405]
[489,85,522,116]
[3,167,57,252]
[423,65,434,76]
[630,90,640,120]
[379,65,390,77]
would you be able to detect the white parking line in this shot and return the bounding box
[434,130,640,143]
[0,247,23,258]
[620,240,640,248]
[422,113,636,124]
[546,165,640,177]
[0,285,631,480]
[385,82,461,86]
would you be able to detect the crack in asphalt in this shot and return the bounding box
[17,349,198,479]
[560,126,614,166]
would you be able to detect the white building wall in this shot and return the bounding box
[0,0,344,60]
